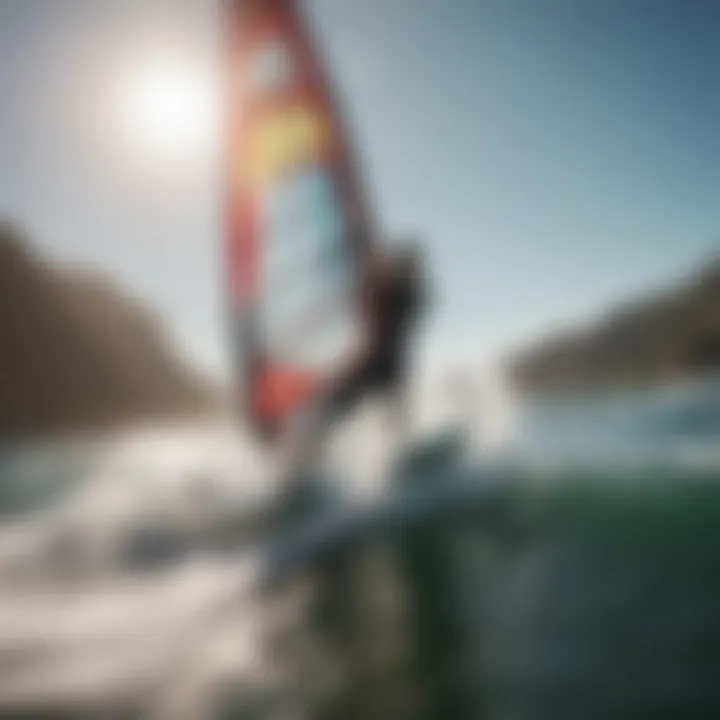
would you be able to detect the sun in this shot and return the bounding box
[117,55,218,163]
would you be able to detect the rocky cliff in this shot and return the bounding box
[0,222,218,439]
[509,258,720,394]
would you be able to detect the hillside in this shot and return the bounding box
[0,222,218,440]
[509,259,720,394]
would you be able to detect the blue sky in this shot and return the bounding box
[1,0,718,377]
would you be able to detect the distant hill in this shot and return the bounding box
[0,222,219,440]
[509,258,720,394]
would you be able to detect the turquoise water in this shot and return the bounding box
[520,378,720,445]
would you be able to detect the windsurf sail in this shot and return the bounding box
[223,0,375,441]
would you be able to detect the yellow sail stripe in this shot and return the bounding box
[242,104,330,190]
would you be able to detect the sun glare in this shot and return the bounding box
[117,56,218,163]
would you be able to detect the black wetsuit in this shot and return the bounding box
[332,257,424,409]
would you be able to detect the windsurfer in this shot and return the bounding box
[286,238,428,482]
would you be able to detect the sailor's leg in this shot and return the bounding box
[388,375,409,447]
[380,349,413,452]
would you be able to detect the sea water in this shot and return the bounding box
[0,379,718,717]
[393,377,720,720]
